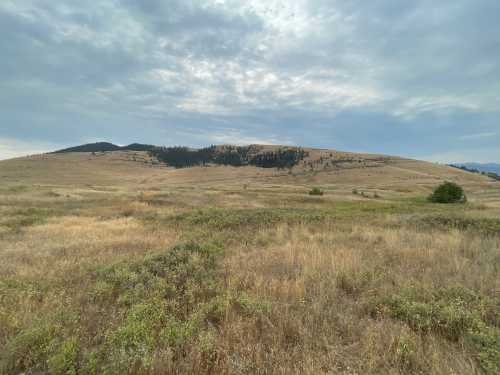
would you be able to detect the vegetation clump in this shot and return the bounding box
[374,287,500,374]
[428,181,467,203]
[1,243,225,373]
[308,187,324,196]
[415,215,500,235]
[150,145,307,169]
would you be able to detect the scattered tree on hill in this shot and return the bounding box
[450,164,500,181]
[53,142,157,154]
[150,146,308,169]
[428,182,467,203]
[53,141,309,170]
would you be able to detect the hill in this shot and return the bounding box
[459,162,500,175]
[53,142,123,153]
[1,143,499,374]
[0,144,495,198]
[53,142,156,153]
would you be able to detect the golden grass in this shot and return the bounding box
[0,216,177,280]
[0,153,499,374]
[213,223,498,374]
[0,149,493,194]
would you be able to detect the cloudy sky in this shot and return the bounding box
[1,0,499,162]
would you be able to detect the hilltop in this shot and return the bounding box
[53,142,156,153]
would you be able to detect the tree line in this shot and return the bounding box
[449,164,500,181]
[149,145,308,169]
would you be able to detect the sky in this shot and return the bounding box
[1,0,499,162]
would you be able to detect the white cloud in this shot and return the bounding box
[420,148,500,164]
[0,138,59,160]
[206,130,291,146]
[393,95,483,120]
[1,0,500,161]
[459,132,496,141]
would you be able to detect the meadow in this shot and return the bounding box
[0,154,499,374]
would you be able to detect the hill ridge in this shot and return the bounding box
[53,142,156,154]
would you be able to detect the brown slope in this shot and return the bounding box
[0,146,494,197]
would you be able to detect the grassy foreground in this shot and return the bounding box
[0,183,499,374]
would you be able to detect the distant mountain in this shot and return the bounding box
[53,142,156,154]
[53,142,122,153]
[123,143,157,152]
[458,163,500,175]
[449,163,500,181]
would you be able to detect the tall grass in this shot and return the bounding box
[0,185,499,374]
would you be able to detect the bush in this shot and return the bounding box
[373,287,500,374]
[308,187,324,196]
[428,182,466,203]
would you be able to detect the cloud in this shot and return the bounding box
[421,148,500,164]
[0,0,499,161]
[459,132,496,141]
[0,138,60,160]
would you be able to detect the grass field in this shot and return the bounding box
[0,151,499,374]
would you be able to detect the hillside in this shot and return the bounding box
[1,144,499,374]
[0,144,494,198]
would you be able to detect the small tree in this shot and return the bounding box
[309,187,324,196]
[428,181,466,203]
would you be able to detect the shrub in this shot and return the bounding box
[308,187,324,196]
[374,286,500,374]
[428,182,466,203]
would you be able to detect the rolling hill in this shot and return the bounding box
[1,142,500,374]
[0,142,494,198]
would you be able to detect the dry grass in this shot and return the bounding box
[0,153,499,374]
[215,224,499,374]
[0,149,493,193]
[0,216,177,280]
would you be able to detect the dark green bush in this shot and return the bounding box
[428,182,466,203]
[308,187,324,196]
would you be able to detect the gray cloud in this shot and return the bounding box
[0,0,499,161]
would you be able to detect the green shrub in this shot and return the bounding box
[336,270,374,295]
[0,322,57,373]
[308,187,324,196]
[415,215,500,235]
[2,208,55,231]
[169,208,329,230]
[233,293,272,316]
[374,286,500,374]
[47,338,79,375]
[428,182,466,203]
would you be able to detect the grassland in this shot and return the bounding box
[0,151,499,374]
